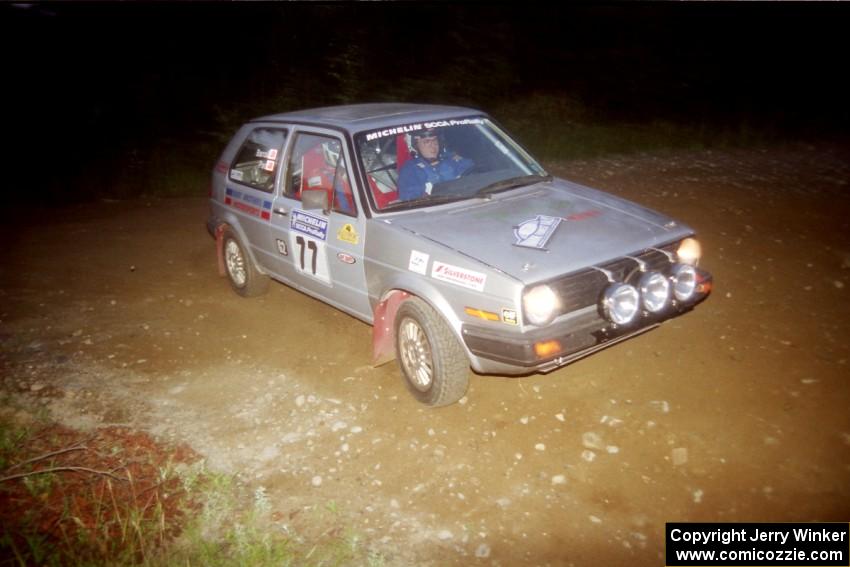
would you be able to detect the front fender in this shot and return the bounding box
[370,274,469,367]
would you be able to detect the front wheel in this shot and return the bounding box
[394,297,469,407]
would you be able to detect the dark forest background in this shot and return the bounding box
[3,2,848,204]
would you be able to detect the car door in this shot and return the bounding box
[267,128,372,322]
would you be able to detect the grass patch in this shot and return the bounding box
[0,415,384,566]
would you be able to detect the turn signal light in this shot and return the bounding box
[464,307,500,322]
[534,339,562,358]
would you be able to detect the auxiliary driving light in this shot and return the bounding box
[602,283,639,325]
[639,271,670,313]
[671,264,697,301]
[676,237,702,266]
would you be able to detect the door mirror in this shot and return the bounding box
[302,188,329,214]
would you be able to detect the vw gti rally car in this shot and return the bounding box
[208,103,712,406]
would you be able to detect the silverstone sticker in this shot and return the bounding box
[290,210,328,241]
[502,309,518,325]
[408,250,429,275]
[514,215,562,250]
[431,261,486,292]
[364,118,485,142]
[337,223,360,245]
[230,169,244,181]
[276,239,288,256]
[262,159,276,172]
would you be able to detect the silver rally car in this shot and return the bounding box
[208,103,712,406]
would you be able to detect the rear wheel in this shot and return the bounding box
[222,227,269,297]
[395,297,469,407]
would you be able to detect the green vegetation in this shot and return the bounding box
[0,415,385,566]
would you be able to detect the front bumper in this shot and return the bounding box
[462,270,712,374]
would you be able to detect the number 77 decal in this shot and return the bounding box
[291,233,331,284]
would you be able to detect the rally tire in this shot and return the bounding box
[394,297,469,407]
[222,227,269,297]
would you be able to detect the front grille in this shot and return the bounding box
[548,242,680,316]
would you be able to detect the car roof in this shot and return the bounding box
[252,103,485,133]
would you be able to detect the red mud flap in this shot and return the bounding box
[372,291,410,367]
[215,224,227,276]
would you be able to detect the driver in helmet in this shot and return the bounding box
[398,128,473,201]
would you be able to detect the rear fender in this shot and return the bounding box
[214,221,262,277]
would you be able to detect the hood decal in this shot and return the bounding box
[513,215,562,250]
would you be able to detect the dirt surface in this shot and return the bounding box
[2,143,849,565]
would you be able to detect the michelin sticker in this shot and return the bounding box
[365,118,485,142]
[408,250,429,275]
[514,215,562,250]
[290,210,328,241]
[431,261,486,292]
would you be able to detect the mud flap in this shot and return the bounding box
[372,290,410,367]
[215,224,227,276]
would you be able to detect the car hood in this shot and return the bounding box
[387,178,693,284]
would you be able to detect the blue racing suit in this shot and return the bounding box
[398,151,473,201]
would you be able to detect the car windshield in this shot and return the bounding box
[354,117,549,212]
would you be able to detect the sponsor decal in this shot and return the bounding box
[431,261,486,292]
[502,309,518,326]
[256,148,278,160]
[290,210,328,241]
[364,118,485,142]
[307,175,322,188]
[564,209,602,221]
[514,215,562,250]
[337,252,356,264]
[230,169,244,181]
[276,239,288,256]
[337,223,360,245]
[408,250,429,275]
[224,187,272,220]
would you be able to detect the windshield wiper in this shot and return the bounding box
[475,174,552,197]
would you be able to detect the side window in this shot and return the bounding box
[229,128,287,192]
[285,133,357,216]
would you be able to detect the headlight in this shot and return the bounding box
[676,237,702,266]
[523,284,560,326]
[671,264,697,301]
[602,283,639,325]
[639,271,670,313]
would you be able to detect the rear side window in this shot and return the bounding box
[229,128,287,192]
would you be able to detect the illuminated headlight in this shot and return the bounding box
[523,284,561,326]
[676,237,702,266]
[671,264,697,301]
[639,271,670,313]
[602,283,639,325]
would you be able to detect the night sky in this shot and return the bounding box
[3,2,848,203]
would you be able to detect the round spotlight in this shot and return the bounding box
[671,264,697,301]
[602,283,639,325]
[639,271,670,313]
